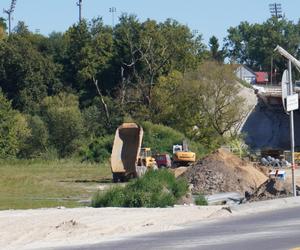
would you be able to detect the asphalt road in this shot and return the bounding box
[52,206,300,250]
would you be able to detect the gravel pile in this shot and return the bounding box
[184,148,267,195]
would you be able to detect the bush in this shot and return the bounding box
[141,121,207,158]
[141,121,185,154]
[40,93,84,157]
[91,186,125,207]
[0,91,31,158]
[195,194,208,206]
[81,135,113,163]
[91,169,189,208]
[18,115,49,158]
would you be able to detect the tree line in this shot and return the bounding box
[0,15,299,160]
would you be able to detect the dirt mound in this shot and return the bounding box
[171,166,188,178]
[248,179,299,201]
[184,148,268,195]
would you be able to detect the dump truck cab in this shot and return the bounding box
[154,153,172,168]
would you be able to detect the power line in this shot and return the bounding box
[3,0,17,35]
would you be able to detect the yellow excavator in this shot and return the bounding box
[172,141,196,167]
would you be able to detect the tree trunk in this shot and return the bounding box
[93,77,111,128]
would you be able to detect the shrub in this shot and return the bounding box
[141,121,185,154]
[141,121,207,158]
[91,169,189,208]
[40,93,84,157]
[91,186,125,207]
[195,194,208,206]
[0,91,30,158]
[18,115,49,158]
[81,135,113,163]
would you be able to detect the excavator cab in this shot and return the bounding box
[172,143,196,167]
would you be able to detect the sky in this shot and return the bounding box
[1,0,300,45]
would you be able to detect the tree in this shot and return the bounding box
[151,62,248,149]
[40,93,84,157]
[0,18,7,39]
[0,34,62,113]
[208,36,224,62]
[0,91,30,158]
[19,115,49,158]
[63,18,114,100]
[224,17,300,73]
[113,15,206,109]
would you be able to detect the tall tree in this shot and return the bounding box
[63,18,114,101]
[113,15,206,108]
[151,62,248,149]
[224,17,300,73]
[0,35,61,113]
[208,36,224,62]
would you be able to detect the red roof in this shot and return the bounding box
[255,72,268,83]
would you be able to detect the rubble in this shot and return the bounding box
[183,148,268,195]
[247,179,300,201]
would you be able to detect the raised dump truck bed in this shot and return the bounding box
[111,123,143,182]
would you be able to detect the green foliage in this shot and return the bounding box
[82,96,124,137]
[208,36,225,62]
[19,115,49,158]
[227,135,249,158]
[91,169,189,208]
[141,121,185,154]
[91,186,125,207]
[0,91,30,158]
[40,93,84,157]
[63,18,113,99]
[81,135,113,163]
[224,17,300,75]
[151,62,248,151]
[195,194,208,206]
[0,35,62,112]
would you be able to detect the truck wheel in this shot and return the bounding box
[112,173,119,183]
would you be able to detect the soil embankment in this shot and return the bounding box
[184,149,267,195]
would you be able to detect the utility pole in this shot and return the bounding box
[109,7,116,27]
[288,59,297,197]
[269,3,283,19]
[3,0,17,35]
[275,45,300,197]
[77,0,83,23]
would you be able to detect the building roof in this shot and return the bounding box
[255,72,268,83]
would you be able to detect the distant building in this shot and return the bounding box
[235,65,256,84]
[255,72,269,84]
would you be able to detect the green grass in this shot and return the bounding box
[0,159,111,210]
[195,194,208,206]
[91,169,189,208]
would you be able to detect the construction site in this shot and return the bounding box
[107,48,300,205]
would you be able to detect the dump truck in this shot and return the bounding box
[110,123,157,182]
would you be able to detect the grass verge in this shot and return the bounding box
[0,159,111,210]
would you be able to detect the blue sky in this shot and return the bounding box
[1,0,300,45]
